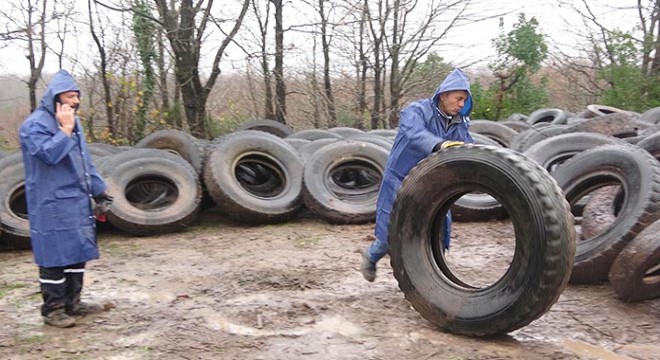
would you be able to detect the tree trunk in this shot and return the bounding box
[388,1,400,128]
[272,0,287,124]
[88,0,114,135]
[319,0,337,127]
[26,0,47,112]
[354,0,368,130]
[156,27,170,112]
[261,51,275,120]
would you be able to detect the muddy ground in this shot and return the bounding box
[1,208,658,360]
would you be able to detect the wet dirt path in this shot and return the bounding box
[1,211,659,359]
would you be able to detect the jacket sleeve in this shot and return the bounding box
[89,163,107,197]
[398,106,443,155]
[20,117,76,165]
[462,117,475,144]
[77,125,108,196]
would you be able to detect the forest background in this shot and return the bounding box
[0,0,658,149]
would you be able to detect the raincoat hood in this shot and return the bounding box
[432,68,473,117]
[40,69,81,115]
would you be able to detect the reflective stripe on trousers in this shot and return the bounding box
[39,262,86,316]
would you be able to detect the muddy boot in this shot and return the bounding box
[361,250,376,282]
[67,301,105,317]
[44,308,76,328]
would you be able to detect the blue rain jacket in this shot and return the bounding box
[19,70,107,267]
[375,68,474,250]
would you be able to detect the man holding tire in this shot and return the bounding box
[19,70,112,328]
[361,68,475,282]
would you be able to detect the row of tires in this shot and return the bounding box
[0,127,395,244]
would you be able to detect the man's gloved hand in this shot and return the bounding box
[93,192,113,222]
[441,140,465,149]
[94,192,114,205]
[433,140,465,152]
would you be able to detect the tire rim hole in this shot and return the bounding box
[125,176,179,211]
[576,184,624,243]
[643,263,660,285]
[430,194,515,289]
[328,161,382,201]
[9,184,29,220]
[235,156,285,198]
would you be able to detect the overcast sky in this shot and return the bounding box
[0,0,642,76]
[449,0,640,69]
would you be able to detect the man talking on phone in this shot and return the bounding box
[19,69,113,328]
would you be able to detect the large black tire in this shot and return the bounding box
[469,120,518,147]
[236,118,294,138]
[0,152,31,249]
[640,123,660,137]
[287,129,343,141]
[526,108,568,125]
[585,104,631,118]
[504,113,528,122]
[135,129,205,176]
[328,126,365,138]
[204,130,304,224]
[639,106,660,124]
[509,125,569,153]
[342,133,393,151]
[367,129,398,138]
[297,138,341,164]
[98,148,202,236]
[389,145,575,336]
[637,131,660,161]
[283,137,311,150]
[608,218,660,303]
[302,140,388,224]
[501,120,531,133]
[552,144,660,284]
[523,132,621,173]
[470,133,501,147]
[566,112,641,138]
[88,142,129,155]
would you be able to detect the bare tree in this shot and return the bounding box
[316,0,338,127]
[252,1,276,120]
[555,0,660,109]
[364,0,389,129]
[0,0,51,111]
[355,0,369,128]
[88,0,115,136]
[148,0,250,138]
[269,0,287,124]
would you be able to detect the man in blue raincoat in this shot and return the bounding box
[361,68,475,282]
[20,70,113,327]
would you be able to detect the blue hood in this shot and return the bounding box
[39,69,81,115]
[432,68,473,117]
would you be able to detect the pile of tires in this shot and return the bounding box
[0,121,395,248]
[468,105,660,304]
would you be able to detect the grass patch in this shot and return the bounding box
[294,236,321,248]
[17,334,46,345]
[0,282,28,299]
[100,238,142,257]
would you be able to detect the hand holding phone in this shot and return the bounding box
[56,101,75,136]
